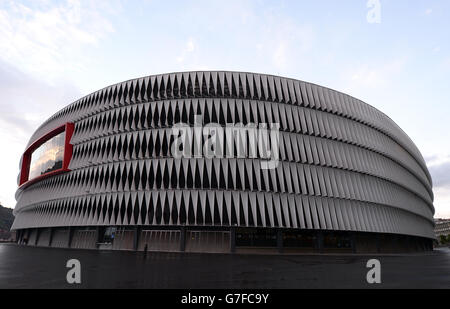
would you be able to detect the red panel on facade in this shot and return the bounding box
[19,122,74,188]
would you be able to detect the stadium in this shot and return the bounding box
[11,71,435,253]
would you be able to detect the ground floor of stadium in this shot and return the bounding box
[14,226,434,254]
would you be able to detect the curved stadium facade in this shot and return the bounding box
[12,71,435,253]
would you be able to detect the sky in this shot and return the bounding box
[0,0,449,218]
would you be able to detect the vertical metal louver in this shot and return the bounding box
[12,71,435,241]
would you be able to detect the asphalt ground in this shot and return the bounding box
[0,243,449,288]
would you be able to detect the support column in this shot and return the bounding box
[17,230,22,244]
[317,231,324,253]
[95,227,100,249]
[180,227,186,252]
[48,228,54,247]
[420,238,426,252]
[406,236,412,253]
[26,229,31,245]
[34,228,40,246]
[376,234,381,253]
[277,229,283,254]
[230,227,236,253]
[351,233,357,254]
[67,227,74,248]
[133,226,141,251]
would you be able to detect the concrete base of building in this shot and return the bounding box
[14,226,434,254]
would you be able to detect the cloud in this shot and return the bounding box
[259,19,315,72]
[425,8,433,15]
[423,156,450,218]
[0,0,117,82]
[432,186,450,218]
[176,38,196,63]
[443,58,450,70]
[428,159,450,189]
[161,1,316,76]
[424,154,439,164]
[0,58,81,140]
[0,0,120,208]
[343,57,409,91]
[0,58,81,209]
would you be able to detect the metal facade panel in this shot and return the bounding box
[12,71,435,240]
